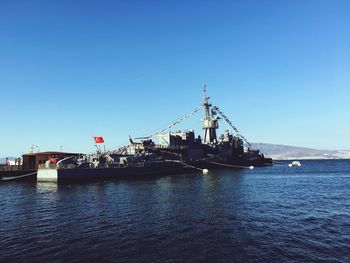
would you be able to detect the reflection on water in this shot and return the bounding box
[36,182,58,193]
[1,160,350,262]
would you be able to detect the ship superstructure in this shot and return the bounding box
[116,84,271,167]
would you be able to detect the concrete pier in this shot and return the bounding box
[37,169,58,182]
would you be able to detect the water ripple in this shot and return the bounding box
[1,160,349,262]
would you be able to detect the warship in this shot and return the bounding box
[35,85,272,182]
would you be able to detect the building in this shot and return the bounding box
[22,151,81,170]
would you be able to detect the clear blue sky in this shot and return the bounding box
[1,0,349,156]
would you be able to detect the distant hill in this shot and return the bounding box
[252,143,350,160]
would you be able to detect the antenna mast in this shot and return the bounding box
[201,83,218,144]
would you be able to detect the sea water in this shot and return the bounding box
[1,160,349,262]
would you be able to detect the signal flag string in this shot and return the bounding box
[145,105,203,138]
[212,106,253,148]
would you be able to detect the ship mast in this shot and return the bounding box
[202,84,218,144]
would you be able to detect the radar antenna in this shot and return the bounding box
[203,83,208,102]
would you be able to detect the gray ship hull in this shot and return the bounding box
[37,162,189,182]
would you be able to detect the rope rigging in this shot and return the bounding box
[109,105,203,152]
[133,95,253,151]
[212,105,252,148]
[145,105,203,138]
[138,103,253,149]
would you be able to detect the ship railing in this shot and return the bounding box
[0,165,23,172]
[57,163,78,169]
[38,163,77,170]
[133,162,146,167]
[155,145,189,150]
[37,162,151,169]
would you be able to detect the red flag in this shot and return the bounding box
[49,157,57,164]
[94,136,104,144]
